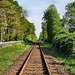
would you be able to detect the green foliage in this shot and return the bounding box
[0,1,12,41]
[53,31,75,55]
[43,4,61,42]
[63,1,75,32]
[23,22,37,47]
[40,3,75,55]
[39,32,43,41]
[0,0,37,42]
[7,0,13,3]
[39,22,47,41]
[41,22,47,41]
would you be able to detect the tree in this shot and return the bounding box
[20,16,29,44]
[0,8,6,42]
[0,1,20,41]
[13,0,22,17]
[63,1,75,32]
[0,0,37,43]
[21,9,28,18]
[39,32,43,41]
[0,1,12,41]
[43,4,61,42]
[41,22,47,41]
[6,6,19,41]
[27,23,36,40]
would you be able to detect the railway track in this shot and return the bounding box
[19,41,49,75]
[3,41,70,75]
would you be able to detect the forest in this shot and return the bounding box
[0,0,37,43]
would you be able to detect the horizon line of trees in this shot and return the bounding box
[0,0,37,42]
[39,1,75,55]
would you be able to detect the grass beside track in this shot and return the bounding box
[0,43,32,74]
[41,41,75,75]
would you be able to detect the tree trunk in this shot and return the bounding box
[15,30,17,41]
[24,34,26,47]
[43,30,44,41]
[25,40,26,47]
[22,32,23,41]
[7,28,9,41]
[1,27,2,42]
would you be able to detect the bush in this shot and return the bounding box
[53,31,75,55]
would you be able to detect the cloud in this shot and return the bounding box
[17,0,75,37]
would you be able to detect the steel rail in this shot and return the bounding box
[19,44,36,75]
[39,42,51,75]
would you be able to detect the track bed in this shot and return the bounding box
[21,45,49,75]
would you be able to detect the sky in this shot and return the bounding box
[17,0,75,38]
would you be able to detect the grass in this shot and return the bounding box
[41,41,75,75]
[0,43,32,74]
